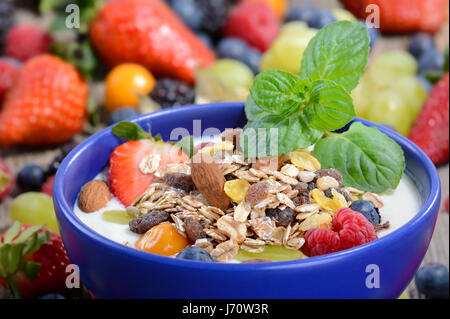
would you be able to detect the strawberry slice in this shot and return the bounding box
[109,140,189,207]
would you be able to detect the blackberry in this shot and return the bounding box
[0,0,14,52]
[150,78,195,108]
[195,0,231,37]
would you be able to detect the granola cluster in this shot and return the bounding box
[127,129,387,262]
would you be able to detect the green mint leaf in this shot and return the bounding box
[304,80,355,131]
[177,135,195,158]
[299,21,370,92]
[112,122,151,141]
[250,71,307,116]
[244,95,266,122]
[313,122,405,192]
[241,112,323,158]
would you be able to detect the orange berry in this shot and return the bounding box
[242,0,287,19]
[135,222,188,256]
[104,63,155,112]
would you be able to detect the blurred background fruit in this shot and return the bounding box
[0,158,14,203]
[4,24,51,62]
[242,0,288,20]
[415,263,449,299]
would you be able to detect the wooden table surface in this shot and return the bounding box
[0,0,448,299]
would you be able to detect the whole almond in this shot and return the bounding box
[78,180,111,213]
[190,152,230,212]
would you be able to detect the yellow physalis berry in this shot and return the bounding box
[290,150,321,172]
[199,141,235,155]
[224,179,251,203]
[311,189,348,213]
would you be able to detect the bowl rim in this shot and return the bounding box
[54,102,441,270]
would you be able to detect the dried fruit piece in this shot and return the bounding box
[266,207,297,227]
[325,187,352,202]
[184,216,206,242]
[163,172,195,193]
[299,213,332,232]
[135,222,188,256]
[290,150,321,172]
[216,215,247,243]
[246,181,270,206]
[129,210,170,234]
[78,180,111,213]
[190,152,230,211]
[311,189,348,213]
[224,179,251,203]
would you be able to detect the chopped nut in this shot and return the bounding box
[234,201,251,222]
[246,181,271,207]
[315,169,343,185]
[316,176,340,191]
[298,171,316,183]
[280,164,300,178]
[217,215,247,243]
[139,154,161,174]
[299,213,333,232]
[362,192,384,209]
[78,180,111,213]
[211,240,239,262]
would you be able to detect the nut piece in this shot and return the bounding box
[217,215,247,243]
[316,176,340,191]
[190,152,230,212]
[298,171,316,183]
[211,240,239,262]
[221,128,243,152]
[78,180,111,213]
[246,181,270,207]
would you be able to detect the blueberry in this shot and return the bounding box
[217,38,261,74]
[38,293,66,299]
[285,6,319,25]
[308,10,336,29]
[107,107,140,125]
[418,49,445,73]
[415,263,449,299]
[176,246,215,262]
[172,0,203,31]
[364,24,380,48]
[18,164,46,191]
[416,75,433,93]
[350,200,381,224]
[196,31,213,47]
[408,33,435,59]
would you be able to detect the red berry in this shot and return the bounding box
[0,158,15,203]
[4,25,52,62]
[109,140,189,207]
[0,57,20,99]
[302,208,378,257]
[0,223,71,299]
[223,2,280,52]
[41,175,55,196]
[445,197,449,213]
[408,73,449,166]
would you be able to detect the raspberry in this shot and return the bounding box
[0,57,19,98]
[41,175,55,196]
[150,77,195,108]
[302,208,378,257]
[5,25,52,62]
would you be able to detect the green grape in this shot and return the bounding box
[367,90,414,136]
[391,76,428,119]
[209,59,254,90]
[260,23,317,74]
[235,245,304,263]
[102,210,135,225]
[368,51,418,89]
[10,192,59,232]
[331,8,357,21]
[351,76,375,118]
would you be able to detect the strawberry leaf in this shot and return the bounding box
[24,262,41,282]
[8,243,25,274]
[112,122,151,141]
[177,135,194,158]
[2,221,21,244]
[14,225,45,244]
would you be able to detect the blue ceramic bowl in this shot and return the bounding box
[54,102,441,299]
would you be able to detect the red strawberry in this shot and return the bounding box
[5,25,52,62]
[109,140,189,207]
[0,55,88,147]
[0,57,20,99]
[89,0,215,84]
[408,73,449,166]
[223,2,280,52]
[340,0,448,33]
[0,158,14,203]
[0,223,71,299]
[41,175,55,196]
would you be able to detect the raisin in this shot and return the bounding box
[308,181,317,191]
[129,211,170,234]
[163,172,195,193]
[325,187,351,202]
[315,169,343,185]
[184,217,206,242]
[246,181,270,206]
[293,182,308,194]
[293,195,311,206]
[266,207,297,227]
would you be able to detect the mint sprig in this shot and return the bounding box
[242,21,405,192]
